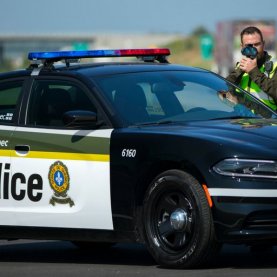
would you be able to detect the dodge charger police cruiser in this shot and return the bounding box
[0,48,277,268]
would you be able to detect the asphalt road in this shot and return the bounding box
[0,240,276,277]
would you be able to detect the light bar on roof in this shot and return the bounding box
[28,48,170,61]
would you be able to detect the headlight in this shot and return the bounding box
[213,158,277,179]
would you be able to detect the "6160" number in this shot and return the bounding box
[121,149,136,158]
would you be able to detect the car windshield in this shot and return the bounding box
[93,70,277,126]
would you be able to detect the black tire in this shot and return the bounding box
[142,169,219,268]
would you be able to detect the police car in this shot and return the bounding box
[0,48,277,268]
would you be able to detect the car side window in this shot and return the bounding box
[0,80,24,124]
[27,80,97,128]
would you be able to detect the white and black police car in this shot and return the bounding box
[0,48,277,268]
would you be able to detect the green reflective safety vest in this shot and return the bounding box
[239,58,277,110]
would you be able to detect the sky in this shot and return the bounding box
[0,0,277,35]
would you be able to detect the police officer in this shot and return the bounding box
[226,26,277,110]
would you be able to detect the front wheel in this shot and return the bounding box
[142,169,219,268]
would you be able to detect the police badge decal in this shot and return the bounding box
[48,161,74,207]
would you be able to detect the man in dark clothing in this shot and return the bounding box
[226,26,277,110]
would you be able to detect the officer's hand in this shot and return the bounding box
[239,57,257,73]
[225,91,238,104]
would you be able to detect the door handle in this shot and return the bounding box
[15,145,30,156]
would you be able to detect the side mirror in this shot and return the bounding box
[63,110,97,129]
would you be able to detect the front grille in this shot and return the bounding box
[244,211,277,228]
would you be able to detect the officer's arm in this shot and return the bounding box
[225,67,244,85]
[249,67,277,102]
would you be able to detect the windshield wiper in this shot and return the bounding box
[134,120,174,126]
[210,115,260,120]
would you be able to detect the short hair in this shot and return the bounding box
[240,26,264,43]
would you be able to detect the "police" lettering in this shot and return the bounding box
[0,163,43,202]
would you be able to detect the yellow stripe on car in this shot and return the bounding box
[10,150,110,162]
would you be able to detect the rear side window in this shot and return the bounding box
[0,81,23,124]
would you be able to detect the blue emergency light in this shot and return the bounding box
[28,48,171,61]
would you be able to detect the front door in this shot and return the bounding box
[11,78,114,230]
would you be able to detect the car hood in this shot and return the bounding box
[139,118,277,146]
[186,118,277,139]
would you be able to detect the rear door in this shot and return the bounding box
[0,78,26,224]
[11,77,114,230]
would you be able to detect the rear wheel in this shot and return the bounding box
[142,169,219,268]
